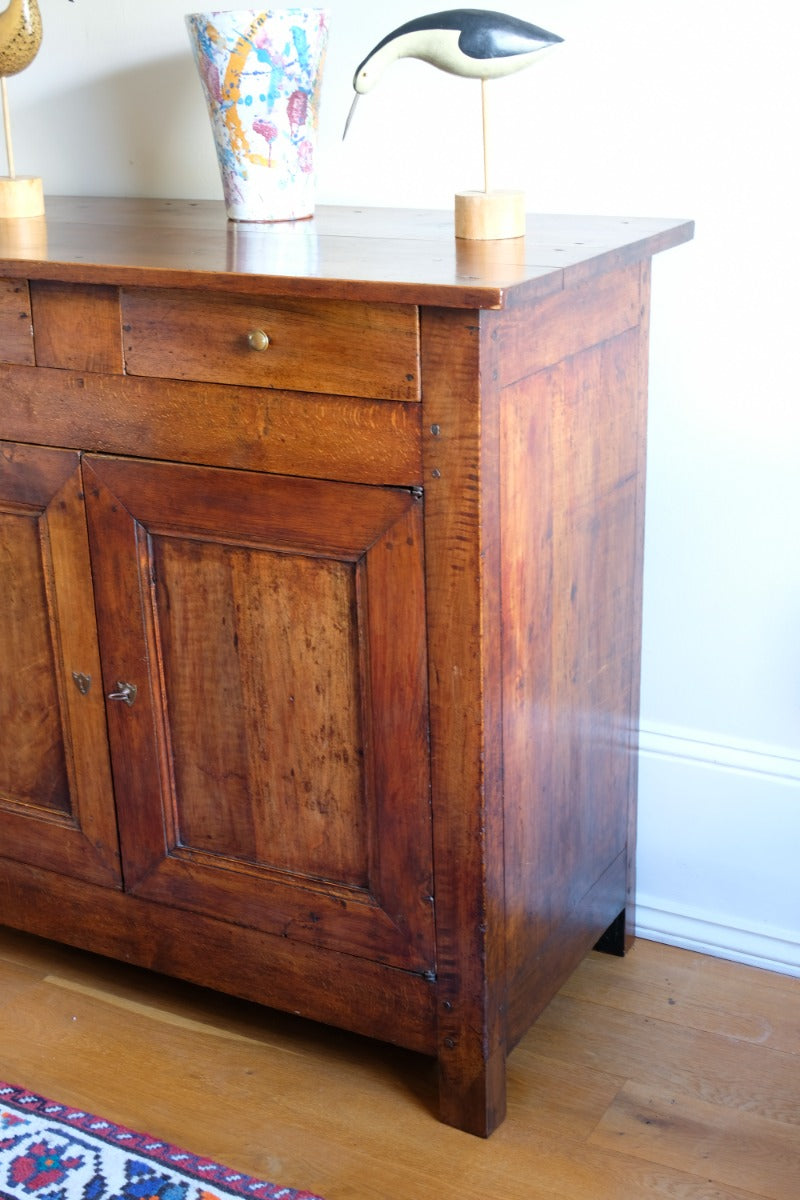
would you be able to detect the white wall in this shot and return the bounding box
[10,0,799,974]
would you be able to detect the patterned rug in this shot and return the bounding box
[0,1082,325,1200]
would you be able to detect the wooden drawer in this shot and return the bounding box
[121,288,421,401]
[0,278,34,366]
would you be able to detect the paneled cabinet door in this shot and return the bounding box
[0,442,121,887]
[82,455,435,973]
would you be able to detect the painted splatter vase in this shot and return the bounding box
[186,8,329,221]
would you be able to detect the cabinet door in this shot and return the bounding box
[0,443,121,886]
[83,455,435,973]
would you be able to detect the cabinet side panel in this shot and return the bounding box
[501,316,647,1042]
[495,263,640,388]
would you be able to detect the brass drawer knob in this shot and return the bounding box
[247,328,270,352]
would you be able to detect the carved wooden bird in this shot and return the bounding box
[345,8,563,136]
[0,0,43,77]
[0,0,73,78]
[1,0,72,186]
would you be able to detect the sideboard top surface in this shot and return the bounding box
[0,197,693,309]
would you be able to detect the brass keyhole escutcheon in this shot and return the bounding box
[72,671,92,696]
[247,329,270,352]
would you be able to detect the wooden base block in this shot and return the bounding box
[0,176,45,219]
[0,213,47,255]
[454,190,525,241]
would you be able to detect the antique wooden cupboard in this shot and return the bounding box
[0,199,692,1135]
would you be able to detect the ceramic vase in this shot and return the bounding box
[186,8,329,222]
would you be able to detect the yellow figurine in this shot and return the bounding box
[0,0,44,77]
[0,0,73,217]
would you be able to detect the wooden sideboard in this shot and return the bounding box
[0,198,692,1135]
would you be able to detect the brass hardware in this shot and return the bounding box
[107,681,137,706]
[247,328,270,352]
[72,672,92,696]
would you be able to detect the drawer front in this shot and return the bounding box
[122,288,421,401]
[0,278,34,366]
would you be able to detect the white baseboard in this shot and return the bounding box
[635,899,800,977]
[638,723,800,784]
[635,722,800,978]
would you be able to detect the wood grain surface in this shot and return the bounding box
[0,198,695,1137]
[1,929,795,1200]
[0,197,694,307]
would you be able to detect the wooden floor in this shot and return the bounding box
[0,926,797,1200]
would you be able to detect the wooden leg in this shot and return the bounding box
[594,908,629,957]
[437,1039,507,1138]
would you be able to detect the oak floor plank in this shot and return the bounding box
[560,939,800,1055]
[590,1080,800,1200]
[531,992,800,1126]
[44,975,296,1050]
[1,928,797,1200]
[0,957,43,1010]
[0,973,742,1200]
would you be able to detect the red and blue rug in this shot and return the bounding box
[0,1082,325,1200]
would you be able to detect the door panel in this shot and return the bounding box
[83,455,434,973]
[0,442,121,886]
[0,505,70,815]
[157,538,369,886]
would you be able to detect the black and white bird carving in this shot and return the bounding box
[345,9,563,136]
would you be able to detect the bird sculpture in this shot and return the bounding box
[1,0,73,215]
[344,9,563,137]
[343,9,563,239]
[0,0,43,78]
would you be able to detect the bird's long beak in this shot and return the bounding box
[343,93,359,140]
